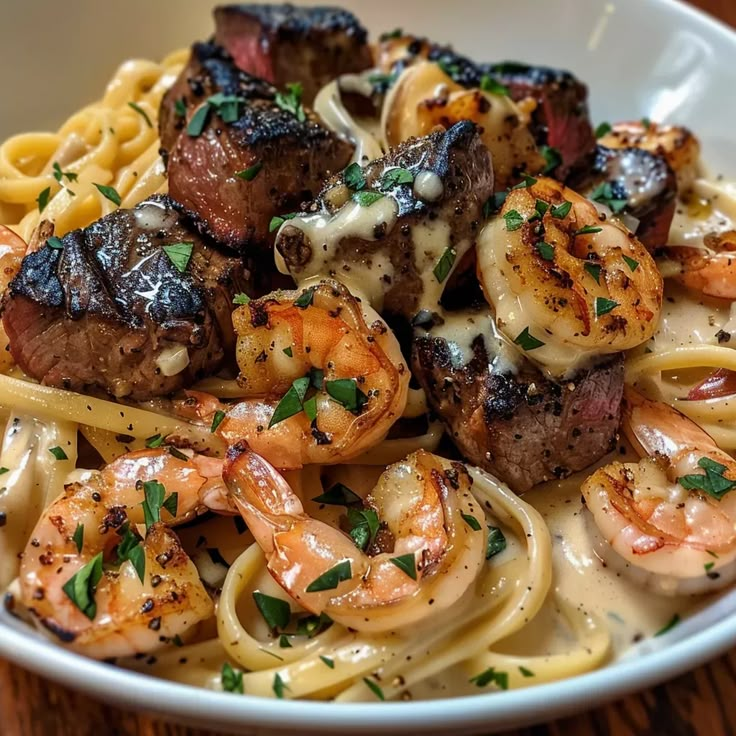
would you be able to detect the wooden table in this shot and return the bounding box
[3,1,736,734]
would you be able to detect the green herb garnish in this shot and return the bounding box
[483,191,507,218]
[94,183,121,206]
[269,212,297,232]
[221,662,244,694]
[253,591,291,631]
[273,673,289,699]
[305,560,352,592]
[575,225,603,236]
[174,98,187,117]
[325,379,368,415]
[480,74,510,97]
[503,209,524,231]
[347,508,379,551]
[128,101,152,128]
[52,161,78,184]
[381,167,414,190]
[550,200,572,219]
[162,242,193,273]
[343,162,366,191]
[595,122,612,138]
[584,262,602,283]
[233,293,251,305]
[461,513,482,531]
[145,434,164,449]
[47,236,64,250]
[49,446,68,460]
[62,552,103,619]
[469,667,508,689]
[36,187,51,213]
[363,677,385,700]
[72,523,84,554]
[268,376,310,428]
[275,82,306,122]
[352,190,384,207]
[235,162,262,181]
[211,410,226,433]
[678,457,736,499]
[654,613,680,637]
[389,553,417,580]
[623,255,639,272]
[320,656,335,669]
[595,297,619,317]
[535,242,554,261]
[433,246,457,283]
[115,524,145,582]
[540,145,562,174]
[514,327,545,351]
[312,483,362,507]
[512,174,538,190]
[293,287,316,308]
[486,526,507,559]
[590,182,627,214]
[519,666,535,677]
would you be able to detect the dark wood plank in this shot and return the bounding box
[2,1,736,734]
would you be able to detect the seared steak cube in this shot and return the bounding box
[3,195,247,400]
[213,4,373,104]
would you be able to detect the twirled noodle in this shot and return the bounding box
[0,50,186,240]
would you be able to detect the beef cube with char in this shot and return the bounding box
[2,195,247,400]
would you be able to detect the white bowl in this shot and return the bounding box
[2,0,736,733]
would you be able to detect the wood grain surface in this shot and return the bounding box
[3,1,735,734]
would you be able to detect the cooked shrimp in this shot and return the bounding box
[662,230,736,299]
[186,279,409,470]
[383,61,543,190]
[18,448,230,658]
[582,387,736,595]
[223,444,487,632]
[0,225,30,372]
[598,121,700,191]
[476,176,663,375]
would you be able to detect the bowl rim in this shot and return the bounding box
[3,0,736,731]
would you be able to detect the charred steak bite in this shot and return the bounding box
[159,41,275,161]
[569,145,677,250]
[213,4,373,104]
[275,120,493,322]
[3,196,247,401]
[412,309,624,493]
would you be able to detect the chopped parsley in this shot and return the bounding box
[275,82,306,122]
[115,523,145,582]
[62,552,103,620]
[461,513,482,531]
[486,526,507,559]
[186,104,211,136]
[519,666,535,678]
[174,98,187,117]
[540,145,562,174]
[279,634,292,648]
[512,174,538,190]
[343,162,366,191]
[433,246,457,283]
[483,191,508,218]
[312,482,362,507]
[352,190,384,207]
[550,200,572,219]
[162,492,178,517]
[305,560,352,593]
[273,673,289,699]
[595,122,612,139]
[94,183,121,206]
[221,662,244,694]
[389,553,417,580]
[0,467,8,475]
[363,677,385,700]
[590,182,627,214]
[575,224,603,236]
[233,293,251,305]
[293,287,316,308]
[47,236,64,250]
[235,162,263,181]
[654,613,680,637]
[49,446,68,461]
[295,613,332,638]
[346,508,379,551]
[36,187,51,213]
[283,346,293,358]
[469,667,508,689]
[479,74,510,97]
[145,433,164,449]
[325,378,368,415]
[641,117,652,129]
[705,562,715,572]
[211,410,226,433]
[379,27,403,41]
[268,376,310,428]
[140,479,177,529]
[381,167,414,190]
[534,242,555,261]
[514,327,545,351]
[503,209,524,231]
[72,523,84,554]
[584,262,602,283]
[269,212,297,232]
[678,457,736,499]
[52,161,78,184]
[253,591,291,631]
[128,101,153,128]
[623,255,639,272]
[595,297,619,317]
[162,242,193,273]
[320,655,335,669]
[303,395,318,422]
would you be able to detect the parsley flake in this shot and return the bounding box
[483,191,508,218]
[47,236,64,250]
[535,242,555,261]
[678,457,736,499]
[283,346,293,358]
[72,523,84,553]
[94,183,121,206]
[163,242,193,273]
[590,182,627,214]
[273,673,289,699]
[268,376,310,428]
[305,560,352,592]
[128,101,153,128]
[486,526,507,559]
[461,513,482,531]
[381,167,414,190]
[363,677,385,700]
[575,224,603,236]
[389,553,417,580]
[433,246,457,283]
[235,162,262,181]
[233,293,250,305]
[584,262,602,283]
[145,434,164,449]
[503,209,524,231]
[623,255,639,272]
[347,508,379,550]
[312,483,362,507]
[512,174,538,190]
[320,655,335,669]
[325,378,368,414]
[343,162,366,191]
[550,200,572,219]
[174,98,187,117]
[221,662,244,694]
[353,190,384,207]
[470,667,508,689]
[62,552,103,619]
[514,327,545,351]
[540,145,562,174]
[654,613,680,637]
[211,410,226,433]
[519,666,535,677]
[293,287,316,308]
[480,74,510,96]
[595,122,612,138]
[49,446,68,460]
[52,161,78,184]
[36,187,51,213]
[141,479,167,529]
[269,212,297,232]
[253,591,291,631]
[275,82,306,122]
[595,297,619,317]
[115,523,145,582]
